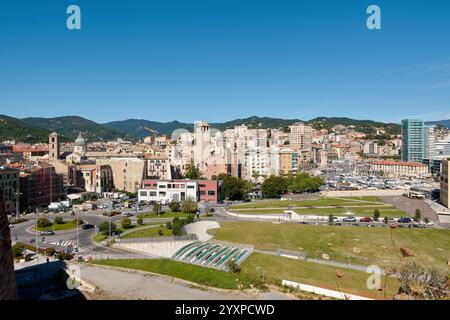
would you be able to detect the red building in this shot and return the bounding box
[19,163,65,212]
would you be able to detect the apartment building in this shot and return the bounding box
[19,163,65,212]
[0,167,20,214]
[95,156,145,192]
[368,161,429,178]
[289,122,313,151]
[440,158,449,208]
[145,155,172,180]
[77,164,114,194]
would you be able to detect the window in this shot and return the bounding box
[139,191,147,197]
[208,191,215,196]
[187,185,195,189]
[200,191,206,195]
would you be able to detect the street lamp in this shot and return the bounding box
[15,191,23,221]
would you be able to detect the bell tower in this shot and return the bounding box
[49,132,60,162]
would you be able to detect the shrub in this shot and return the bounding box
[98,221,117,235]
[137,217,144,225]
[37,218,52,228]
[72,218,84,225]
[169,200,181,212]
[153,203,162,214]
[158,229,164,236]
[121,217,132,229]
[12,243,25,258]
[166,222,172,230]
[373,209,380,221]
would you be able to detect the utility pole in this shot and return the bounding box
[35,208,38,264]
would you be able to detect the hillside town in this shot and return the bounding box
[1,118,449,215]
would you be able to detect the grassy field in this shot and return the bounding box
[230,196,410,217]
[241,253,400,299]
[36,222,78,231]
[214,222,450,270]
[138,212,189,219]
[91,254,400,298]
[231,207,406,217]
[121,225,173,239]
[91,259,252,290]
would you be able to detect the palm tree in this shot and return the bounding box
[182,197,198,214]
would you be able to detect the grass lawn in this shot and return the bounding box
[93,234,108,242]
[231,197,383,209]
[138,212,189,219]
[215,222,450,270]
[295,207,408,217]
[91,259,252,290]
[241,253,400,299]
[36,222,78,231]
[121,225,173,239]
[232,206,408,218]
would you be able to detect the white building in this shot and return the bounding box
[138,180,198,205]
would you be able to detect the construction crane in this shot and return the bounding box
[144,127,158,143]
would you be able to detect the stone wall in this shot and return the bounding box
[0,194,17,300]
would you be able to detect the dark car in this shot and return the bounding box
[359,217,373,223]
[81,224,95,230]
[40,230,55,236]
[209,208,215,213]
[398,217,412,224]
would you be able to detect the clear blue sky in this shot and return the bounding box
[1,0,450,123]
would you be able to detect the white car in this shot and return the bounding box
[8,224,15,228]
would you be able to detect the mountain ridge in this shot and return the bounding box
[4,114,449,144]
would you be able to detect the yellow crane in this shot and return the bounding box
[144,127,158,143]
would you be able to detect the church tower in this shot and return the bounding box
[49,132,60,162]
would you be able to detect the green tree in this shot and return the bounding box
[166,221,172,230]
[261,176,288,198]
[328,214,335,225]
[37,218,52,228]
[12,243,25,258]
[54,216,64,224]
[383,216,389,224]
[185,161,203,180]
[373,209,380,221]
[217,174,252,200]
[137,217,144,225]
[182,197,198,214]
[98,221,117,235]
[414,209,421,222]
[168,200,181,212]
[121,217,132,229]
[287,172,324,193]
[153,202,162,215]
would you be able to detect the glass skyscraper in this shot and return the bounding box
[401,119,424,162]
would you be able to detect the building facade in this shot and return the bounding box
[289,122,313,151]
[368,161,429,178]
[48,132,60,162]
[401,119,424,162]
[19,164,65,212]
[145,156,172,180]
[0,195,17,299]
[440,159,449,208]
[139,179,221,204]
[0,167,20,214]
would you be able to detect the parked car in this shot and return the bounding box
[343,216,356,223]
[121,212,133,217]
[40,230,55,236]
[398,217,412,224]
[8,224,14,228]
[359,217,373,223]
[81,224,95,230]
